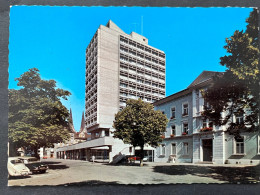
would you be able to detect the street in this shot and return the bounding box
[8,159,260,186]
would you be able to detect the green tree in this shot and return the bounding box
[9,68,71,157]
[202,9,259,138]
[113,99,168,166]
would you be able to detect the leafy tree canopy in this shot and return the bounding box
[9,68,71,156]
[113,99,168,166]
[203,9,259,138]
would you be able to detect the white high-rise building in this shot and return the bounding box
[85,20,165,136]
[56,20,165,162]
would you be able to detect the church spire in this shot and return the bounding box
[68,108,76,133]
[79,111,86,133]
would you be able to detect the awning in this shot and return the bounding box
[135,146,155,150]
[90,146,109,150]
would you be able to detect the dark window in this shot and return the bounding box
[171,125,176,135]
[183,103,188,116]
[236,137,244,154]
[171,107,176,119]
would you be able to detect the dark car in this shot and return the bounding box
[19,157,49,174]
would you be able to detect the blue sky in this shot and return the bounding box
[9,6,253,131]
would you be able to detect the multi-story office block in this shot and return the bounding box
[85,20,165,139]
[57,20,165,162]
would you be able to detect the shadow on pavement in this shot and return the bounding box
[41,161,62,165]
[91,161,109,164]
[57,180,120,186]
[153,164,260,183]
[47,164,69,170]
[8,175,31,180]
[42,161,69,170]
[104,162,149,167]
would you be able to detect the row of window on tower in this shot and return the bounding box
[120,82,164,96]
[119,70,164,90]
[119,44,165,68]
[120,35,165,59]
[120,81,164,91]
[85,35,98,123]
[119,52,165,76]
[86,32,98,55]
[120,61,165,81]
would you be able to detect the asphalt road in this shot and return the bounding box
[8,159,260,186]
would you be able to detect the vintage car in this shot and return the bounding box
[143,157,148,162]
[128,156,148,162]
[128,156,140,161]
[8,157,32,177]
[19,157,49,174]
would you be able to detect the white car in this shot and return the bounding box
[8,157,32,177]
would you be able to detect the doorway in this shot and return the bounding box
[202,139,213,162]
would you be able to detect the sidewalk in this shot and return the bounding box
[48,158,257,167]
[145,162,256,167]
[9,158,260,185]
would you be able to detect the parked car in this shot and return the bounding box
[19,157,49,174]
[128,156,148,162]
[128,156,140,161]
[8,157,32,177]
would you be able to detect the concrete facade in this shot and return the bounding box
[85,20,165,132]
[56,20,166,162]
[154,71,260,165]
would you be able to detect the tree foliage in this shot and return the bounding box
[113,99,168,166]
[202,9,259,138]
[9,68,71,156]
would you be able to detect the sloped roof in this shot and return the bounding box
[153,88,192,106]
[187,71,222,88]
[154,70,223,106]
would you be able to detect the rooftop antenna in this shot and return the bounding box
[141,16,143,35]
[132,22,137,32]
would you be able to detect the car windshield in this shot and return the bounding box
[19,157,38,163]
[10,159,23,164]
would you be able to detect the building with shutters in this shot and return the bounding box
[154,71,260,165]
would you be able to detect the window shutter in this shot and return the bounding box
[232,137,236,154]
[181,142,184,155]
[243,136,246,154]
[258,136,260,154]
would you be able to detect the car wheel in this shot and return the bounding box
[40,170,46,174]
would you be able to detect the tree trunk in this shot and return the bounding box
[33,146,40,159]
[140,145,144,167]
[8,142,17,157]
